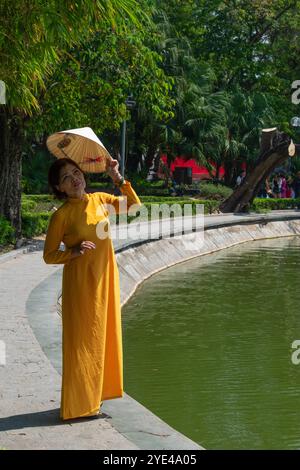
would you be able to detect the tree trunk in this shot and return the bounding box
[219,128,296,213]
[259,127,278,154]
[0,108,23,241]
[224,155,236,187]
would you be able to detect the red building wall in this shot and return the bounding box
[159,155,225,180]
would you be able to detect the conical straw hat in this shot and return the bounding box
[46,127,112,173]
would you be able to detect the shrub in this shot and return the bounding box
[21,212,51,238]
[116,199,219,224]
[22,194,52,202]
[139,196,192,203]
[198,182,232,200]
[0,216,15,245]
[251,198,300,212]
[88,182,111,190]
[22,194,62,212]
[21,199,37,212]
[141,199,220,215]
[135,187,170,196]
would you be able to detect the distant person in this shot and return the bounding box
[169,178,184,197]
[272,175,281,198]
[286,176,294,198]
[257,179,268,198]
[265,177,274,198]
[280,174,287,198]
[292,171,300,199]
[236,170,246,187]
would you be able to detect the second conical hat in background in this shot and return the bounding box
[46,127,112,173]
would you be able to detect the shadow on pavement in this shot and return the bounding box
[0,409,62,431]
[0,408,111,432]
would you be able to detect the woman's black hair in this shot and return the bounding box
[48,158,86,200]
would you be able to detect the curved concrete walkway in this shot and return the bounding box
[1,210,300,450]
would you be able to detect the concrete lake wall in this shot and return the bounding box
[117,218,300,307]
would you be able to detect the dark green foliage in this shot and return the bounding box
[22,150,54,194]
[251,198,300,212]
[21,212,51,238]
[0,216,15,245]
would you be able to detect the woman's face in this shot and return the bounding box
[56,163,86,198]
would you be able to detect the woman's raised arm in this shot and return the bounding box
[98,180,141,215]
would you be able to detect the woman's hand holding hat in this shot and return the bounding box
[106,159,124,186]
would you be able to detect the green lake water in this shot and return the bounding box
[122,236,300,449]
